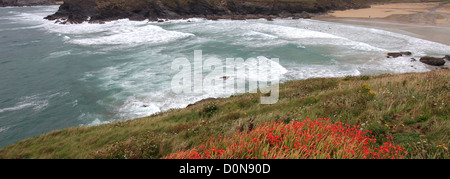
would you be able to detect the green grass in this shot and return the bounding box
[0,70,448,159]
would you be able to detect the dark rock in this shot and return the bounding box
[148,17,158,22]
[1,0,58,6]
[45,0,97,23]
[444,55,450,61]
[419,56,446,66]
[401,51,412,56]
[298,11,313,19]
[410,58,417,62]
[387,53,403,58]
[46,0,375,23]
[157,19,164,23]
[279,11,292,18]
[231,15,245,20]
[244,14,260,19]
[387,51,412,58]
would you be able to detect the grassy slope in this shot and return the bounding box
[0,70,448,159]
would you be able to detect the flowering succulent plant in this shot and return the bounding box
[165,118,406,159]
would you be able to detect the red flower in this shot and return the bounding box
[164,117,406,159]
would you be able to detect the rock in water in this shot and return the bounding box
[401,51,412,56]
[387,53,403,58]
[420,56,446,66]
[444,55,450,61]
[387,52,412,58]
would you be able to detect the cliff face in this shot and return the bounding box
[1,0,58,6]
[45,0,373,23]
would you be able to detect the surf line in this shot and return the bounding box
[171,50,284,104]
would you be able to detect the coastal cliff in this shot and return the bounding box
[45,0,374,23]
[0,0,59,6]
[1,70,448,159]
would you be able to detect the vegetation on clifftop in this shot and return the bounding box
[0,70,448,159]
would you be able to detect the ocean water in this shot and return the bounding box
[0,6,449,148]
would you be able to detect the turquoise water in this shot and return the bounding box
[1,6,449,148]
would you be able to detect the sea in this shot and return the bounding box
[0,5,449,148]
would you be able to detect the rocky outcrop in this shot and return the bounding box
[45,0,373,23]
[1,0,58,6]
[444,55,450,61]
[45,0,97,23]
[420,56,446,66]
[387,51,412,58]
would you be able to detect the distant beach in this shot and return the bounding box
[315,2,450,46]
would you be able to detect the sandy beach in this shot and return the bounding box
[315,2,450,46]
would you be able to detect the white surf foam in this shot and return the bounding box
[0,102,36,113]
[247,22,343,40]
[70,24,194,46]
[150,18,205,24]
[0,92,68,114]
[6,9,196,48]
[293,19,450,54]
[284,65,361,80]
[114,89,231,122]
[0,98,48,114]
[0,126,10,133]
[36,19,195,47]
[6,6,449,126]
[188,19,391,51]
[85,53,289,123]
[47,50,71,59]
[89,118,111,126]
[359,56,430,74]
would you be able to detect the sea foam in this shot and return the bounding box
[4,6,450,127]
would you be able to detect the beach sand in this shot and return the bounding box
[326,3,439,18]
[314,3,450,46]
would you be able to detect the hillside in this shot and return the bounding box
[0,70,448,159]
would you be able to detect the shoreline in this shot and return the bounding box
[0,3,449,158]
[43,0,371,24]
[314,2,450,46]
[42,1,450,48]
[83,2,449,126]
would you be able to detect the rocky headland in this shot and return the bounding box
[0,0,60,6]
[44,0,375,23]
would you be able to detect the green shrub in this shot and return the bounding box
[201,103,218,118]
